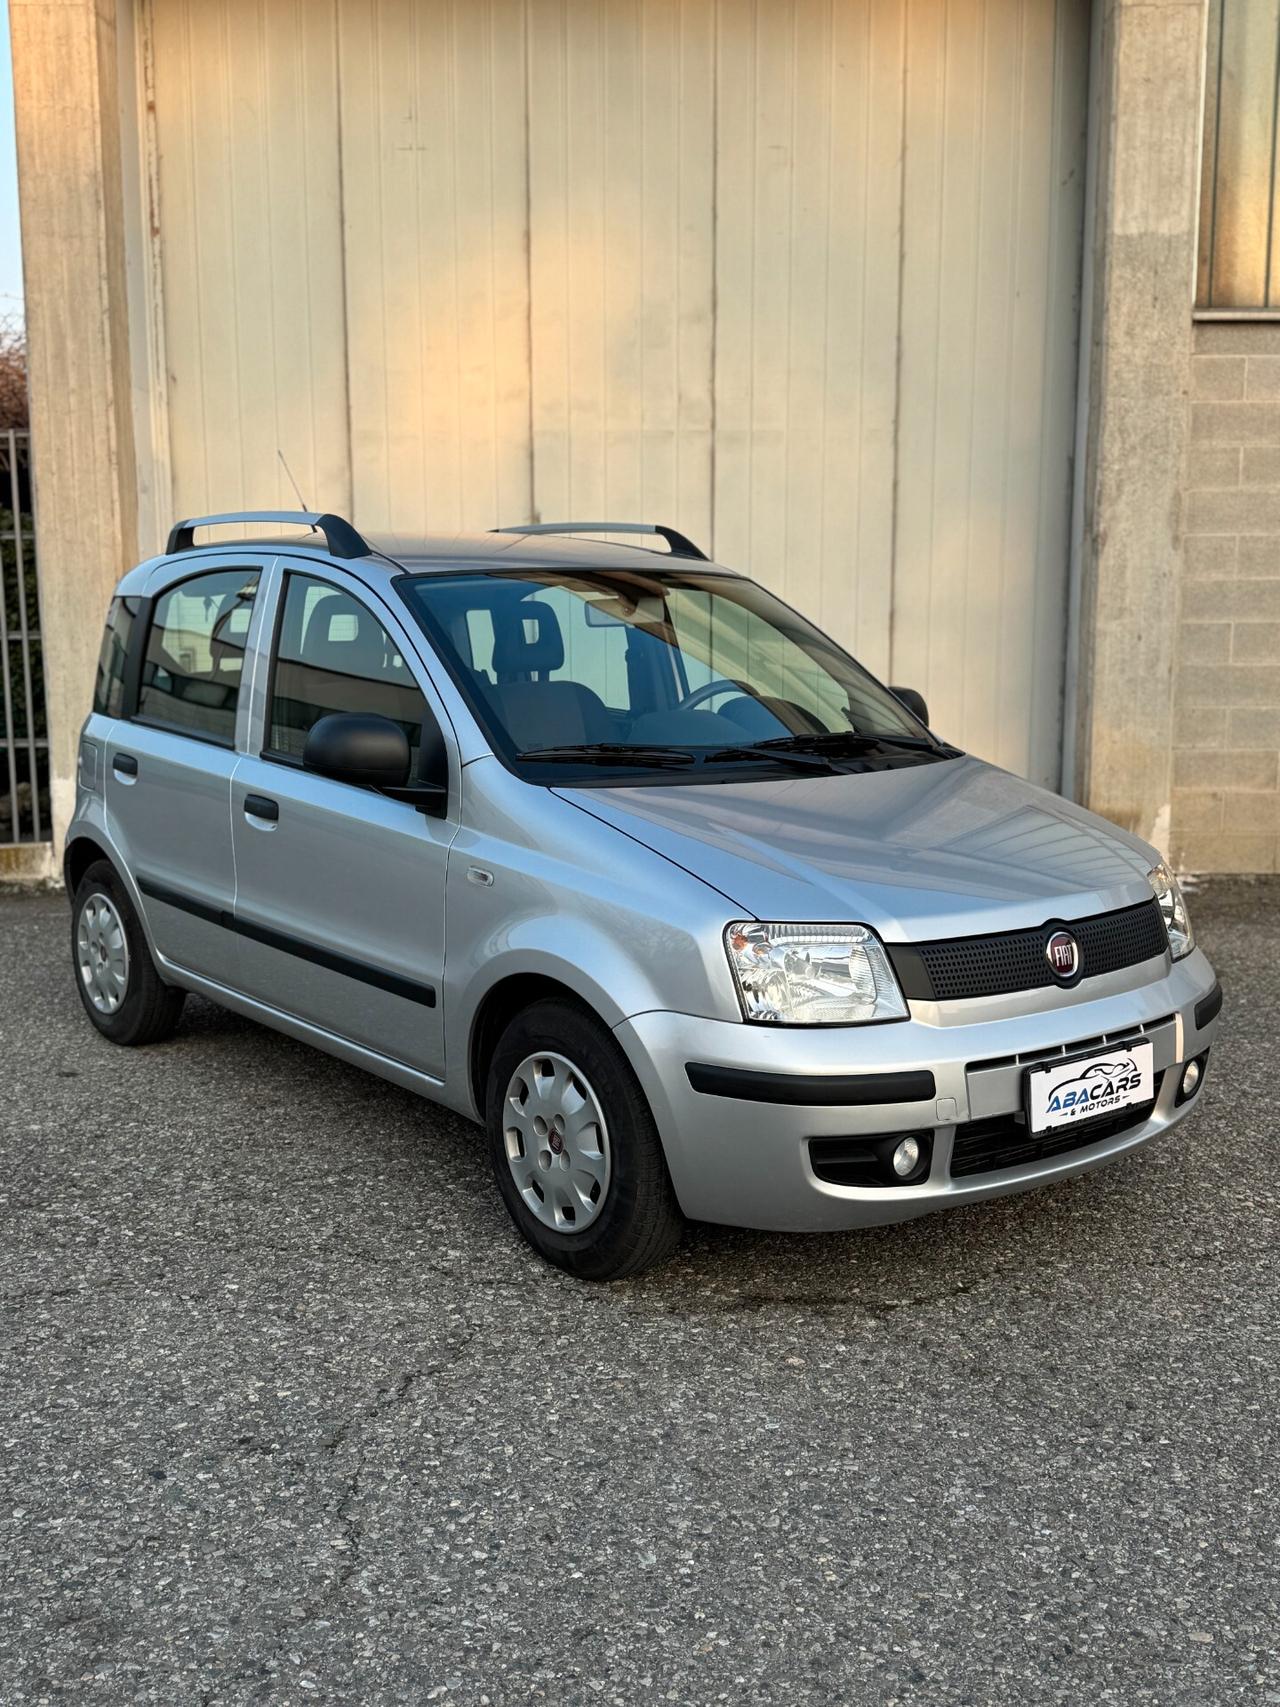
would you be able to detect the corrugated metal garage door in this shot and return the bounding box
[147,0,1088,786]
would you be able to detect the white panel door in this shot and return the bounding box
[893,0,1089,785]
[150,0,351,522]
[525,0,716,544]
[337,0,534,535]
[145,0,1088,785]
[712,0,905,681]
[522,0,1086,781]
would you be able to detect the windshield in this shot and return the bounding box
[398,567,951,783]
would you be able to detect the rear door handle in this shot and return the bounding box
[112,753,138,778]
[243,794,279,823]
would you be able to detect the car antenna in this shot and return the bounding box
[277,448,309,512]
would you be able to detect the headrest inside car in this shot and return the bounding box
[492,601,565,679]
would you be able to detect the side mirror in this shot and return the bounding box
[889,685,929,727]
[304,713,411,788]
[303,711,449,815]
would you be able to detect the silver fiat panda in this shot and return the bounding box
[68,512,1221,1279]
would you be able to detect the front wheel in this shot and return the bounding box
[71,860,186,1046]
[485,998,683,1280]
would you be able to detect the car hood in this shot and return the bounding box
[556,755,1160,940]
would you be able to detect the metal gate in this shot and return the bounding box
[1,429,48,846]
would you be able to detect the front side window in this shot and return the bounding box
[268,574,428,764]
[137,570,258,745]
[399,567,947,785]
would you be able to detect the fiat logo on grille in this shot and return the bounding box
[1045,929,1081,981]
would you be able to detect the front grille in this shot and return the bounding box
[949,1076,1164,1179]
[889,900,1168,1003]
[967,1013,1174,1078]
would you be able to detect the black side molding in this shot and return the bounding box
[136,875,436,1008]
[1195,981,1223,1031]
[685,1063,937,1106]
[138,875,223,928]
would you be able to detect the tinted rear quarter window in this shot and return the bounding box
[93,596,141,717]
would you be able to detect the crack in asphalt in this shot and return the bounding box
[193,1336,477,1706]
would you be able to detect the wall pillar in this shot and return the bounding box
[10,0,138,859]
[1072,0,1206,850]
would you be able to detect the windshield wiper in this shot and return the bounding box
[515,731,944,774]
[515,742,699,768]
[520,740,836,773]
[702,743,837,771]
[749,730,940,755]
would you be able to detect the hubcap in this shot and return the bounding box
[502,1051,611,1234]
[76,892,130,1015]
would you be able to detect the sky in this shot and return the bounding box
[0,0,22,320]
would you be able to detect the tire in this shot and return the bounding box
[485,998,683,1280]
[71,859,186,1046]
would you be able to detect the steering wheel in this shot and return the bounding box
[674,677,755,714]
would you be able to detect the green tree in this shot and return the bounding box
[0,321,28,432]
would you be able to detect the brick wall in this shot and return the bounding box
[1175,322,1280,873]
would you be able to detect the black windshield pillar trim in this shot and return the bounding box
[120,596,154,720]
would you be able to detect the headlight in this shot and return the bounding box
[724,922,908,1025]
[1148,861,1194,960]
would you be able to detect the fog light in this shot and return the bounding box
[891,1136,921,1178]
[1181,1059,1201,1098]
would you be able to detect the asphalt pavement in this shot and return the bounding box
[1,879,1278,1705]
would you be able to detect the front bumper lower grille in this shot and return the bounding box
[888,899,1169,1003]
[948,1075,1164,1178]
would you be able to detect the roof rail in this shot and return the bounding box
[491,521,708,561]
[165,510,371,560]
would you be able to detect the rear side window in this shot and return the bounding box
[92,596,141,717]
[137,569,259,746]
[268,574,428,763]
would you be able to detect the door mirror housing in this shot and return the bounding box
[302,711,449,816]
[304,712,412,788]
[889,685,929,727]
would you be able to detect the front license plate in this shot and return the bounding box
[1024,1039,1155,1136]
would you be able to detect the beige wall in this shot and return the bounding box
[1173,320,1280,874]
[23,0,1276,876]
[1070,0,1205,861]
[9,0,138,872]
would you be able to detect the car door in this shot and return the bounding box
[105,558,265,987]
[230,565,455,1079]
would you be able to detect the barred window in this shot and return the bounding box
[1198,0,1280,311]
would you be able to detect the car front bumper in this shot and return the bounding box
[615,948,1221,1230]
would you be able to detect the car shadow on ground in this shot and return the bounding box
[155,984,1223,1325]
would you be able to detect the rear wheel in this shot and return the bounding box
[71,860,185,1046]
[486,998,683,1280]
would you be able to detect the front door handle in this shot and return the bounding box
[243,794,279,823]
[112,753,138,779]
